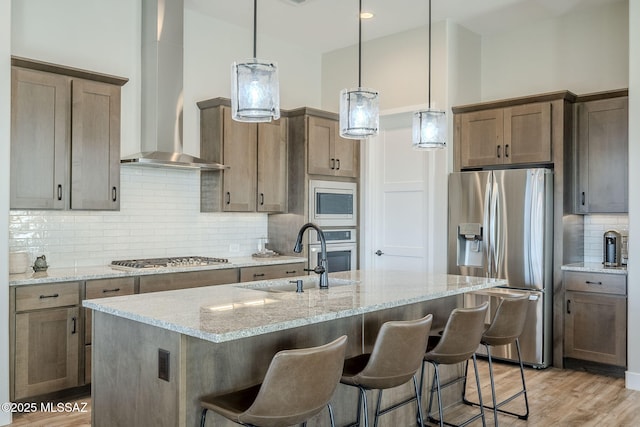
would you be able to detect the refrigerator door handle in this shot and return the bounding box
[483,174,493,277]
[489,175,500,277]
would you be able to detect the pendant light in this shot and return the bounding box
[339,0,379,139]
[231,0,280,122]
[412,0,446,149]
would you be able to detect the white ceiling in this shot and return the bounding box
[186,0,622,53]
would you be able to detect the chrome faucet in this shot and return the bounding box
[293,222,329,288]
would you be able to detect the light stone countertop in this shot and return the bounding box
[561,262,628,275]
[8,256,306,286]
[83,270,507,343]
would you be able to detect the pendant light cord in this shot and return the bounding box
[428,0,432,109]
[358,0,362,87]
[253,0,257,58]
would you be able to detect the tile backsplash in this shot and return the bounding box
[583,214,629,263]
[9,166,268,268]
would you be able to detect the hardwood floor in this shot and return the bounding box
[6,361,640,426]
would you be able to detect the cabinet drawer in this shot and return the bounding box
[85,278,135,344]
[239,262,306,282]
[564,271,626,295]
[15,282,80,311]
[86,277,135,299]
[139,268,239,293]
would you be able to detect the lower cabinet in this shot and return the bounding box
[12,282,81,400]
[564,271,627,367]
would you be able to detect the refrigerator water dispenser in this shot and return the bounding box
[457,223,483,267]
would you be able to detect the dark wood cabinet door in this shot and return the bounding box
[71,79,121,210]
[257,118,288,212]
[307,115,336,176]
[576,97,628,213]
[11,67,69,209]
[564,291,626,367]
[460,109,503,168]
[503,102,552,165]
[14,307,80,399]
[222,107,258,212]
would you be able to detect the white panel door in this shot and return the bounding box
[364,113,428,271]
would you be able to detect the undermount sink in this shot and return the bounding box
[265,279,355,293]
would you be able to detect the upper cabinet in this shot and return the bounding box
[307,115,359,178]
[574,91,628,214]
[199,98,287,213]
[10,57,127,211]
[457,102,552,169]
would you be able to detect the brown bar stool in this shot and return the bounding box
[421,302,489,427]
[463,294,531,426]
[340,314,433,427]
[199,335,348,427]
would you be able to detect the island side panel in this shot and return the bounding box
[92,312,186,427]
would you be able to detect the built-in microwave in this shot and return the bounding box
[308,180,357,227]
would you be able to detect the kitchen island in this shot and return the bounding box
[84,270,506,427]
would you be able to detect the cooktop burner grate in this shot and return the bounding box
[111,256,229,269]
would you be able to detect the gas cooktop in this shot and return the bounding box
[111,256,229,269]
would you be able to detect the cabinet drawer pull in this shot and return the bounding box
[102,288,121,294]
[260,193,265,206]
[39,293,59,299]
[226,192,231,205]
[336,159,341,170]
[253,273,265,278]
[504,144,509,158]
[286,270,297,274]
[581,192,586,206]
[496,145,501,158]
[112,186,117,202]
[585,280,603,285]
[57,184,63,201]
[330,158,336,170]
[71,316,77,334]
[566,300,571,314]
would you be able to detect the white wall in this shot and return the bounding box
[626,0,640,391]
[481,0,628,100]
[1,0,11,424]
[321,23,447,113]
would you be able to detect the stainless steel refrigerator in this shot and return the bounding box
[448,168,553,368]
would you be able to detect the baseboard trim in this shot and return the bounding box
[626,370,640,390]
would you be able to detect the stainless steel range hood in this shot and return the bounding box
[122,0,226,170]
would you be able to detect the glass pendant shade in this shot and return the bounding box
[339,87,379,139]
[231,58,280,122]
[412,108,446,149]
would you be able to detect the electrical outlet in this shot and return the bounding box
[229,243,240,253]
[158,349,170,381]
